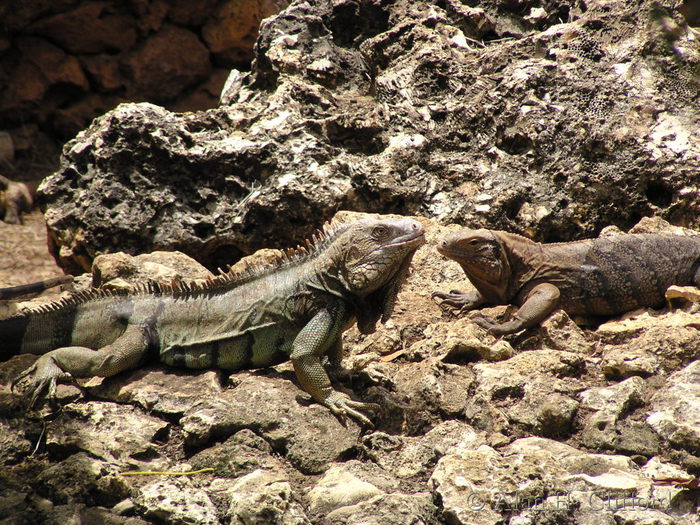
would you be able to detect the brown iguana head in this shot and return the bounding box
[437,229,512,301]
[337,217,426,334]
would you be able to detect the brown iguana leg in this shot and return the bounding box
[431,289,485,314]
[291,308,379,426]
[473,283,561,336]
[13,326,149,406]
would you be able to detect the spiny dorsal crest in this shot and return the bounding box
[11,219,354,317]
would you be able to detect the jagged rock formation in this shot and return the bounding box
[1,212,698,524]
[38,0,700,273]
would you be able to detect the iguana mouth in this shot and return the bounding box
[384,229,426,250]
[436,245,468,260]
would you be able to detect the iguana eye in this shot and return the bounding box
[372,226,389,239]
[468,239,480,246]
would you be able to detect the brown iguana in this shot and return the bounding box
[2,217,425,425]
[0,276,73,300]
[0,174,33,224]
[432,228,700,335]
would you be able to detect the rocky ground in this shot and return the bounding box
[1,211,699,524]
[1,0,699,523]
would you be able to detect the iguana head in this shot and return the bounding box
[437,229,512,301]
[336,217,426,334]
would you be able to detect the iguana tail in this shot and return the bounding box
[0,276,73,300]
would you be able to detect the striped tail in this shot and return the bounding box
[0,276,73,300]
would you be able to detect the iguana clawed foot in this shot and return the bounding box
[471,315,521,336]
[323,391,380,428]
[431,289,475,314]
[11,356,73,407]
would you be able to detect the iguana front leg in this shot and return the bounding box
[291,308,379,426]
[473,283,560,335]
[13,326,149,406]
[431,289,485,313]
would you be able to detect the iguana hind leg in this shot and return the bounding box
[13,326,149,406]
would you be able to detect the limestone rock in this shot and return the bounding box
[429,436,660,525]
[0,418,33,464]
[2,210,700,524]
[362,420,485,480]
[465,350,585,436]
[324,492,438,525]
[35,452,130,506]
[579,377,660,455]
[134,479,219,525]
[90,367,223,416]
[46,401,169,465]
[307,464,384,515]
[180,372,362,474]
[189,428,282,478]
[91,250,213,289]
[647,361,700,455]
[224,468,310,525]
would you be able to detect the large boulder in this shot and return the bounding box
[39,0,700,273]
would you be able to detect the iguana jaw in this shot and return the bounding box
[340,218,426,295]
[437,229,511,297]
[377,230,425,253]
[342,218,425,334]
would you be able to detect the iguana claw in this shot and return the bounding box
[472,315,518,336]
[431,290,473,315]
[324,391,380,428]
[11,356,73,407]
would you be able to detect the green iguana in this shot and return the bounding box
[432,228,700,335]
[0,276,73,300]
[2,217,425,425]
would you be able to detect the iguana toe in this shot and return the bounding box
[472,316,498,331]
[472,316,522,336]
[432,290,476,315]
[324,392,379,427]
[13,357,72,407]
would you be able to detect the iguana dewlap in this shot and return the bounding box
[432,228,700,335]
[2,217,425,425]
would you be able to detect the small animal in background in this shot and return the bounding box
[432,228,700,335]
[0,174,34,224]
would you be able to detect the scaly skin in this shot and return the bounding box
[432,228,700,335]
[3,217,426,425]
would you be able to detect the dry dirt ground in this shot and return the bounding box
[0,209,66,294]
